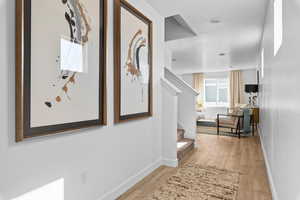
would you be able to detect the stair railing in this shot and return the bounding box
[164,68,199,140]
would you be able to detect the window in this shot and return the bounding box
[274,0,283,56]
[261,48,265,78]
[204,78,229,106]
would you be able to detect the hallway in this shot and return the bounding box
[118,133,272,200]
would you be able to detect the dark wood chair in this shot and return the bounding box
[216,113,244,138]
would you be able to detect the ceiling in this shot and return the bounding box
[145,0,270,74]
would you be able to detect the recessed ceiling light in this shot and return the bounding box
[210,19,221,24]
[219,53,226,56]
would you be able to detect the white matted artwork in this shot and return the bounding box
[114,0,153,123]
[15,0,107,141]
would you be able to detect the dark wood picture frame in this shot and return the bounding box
[114,0,153,123]
[15,0,107,142]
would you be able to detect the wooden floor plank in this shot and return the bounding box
[118,133,272,200]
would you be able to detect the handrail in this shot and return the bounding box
[164,68,199,96]
[161,77,182,96]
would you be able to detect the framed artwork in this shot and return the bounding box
[114,0,153,123]
[15,0,107,142]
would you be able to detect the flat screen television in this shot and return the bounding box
[245,84,259,93]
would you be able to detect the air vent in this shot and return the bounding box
[165,15,197,41]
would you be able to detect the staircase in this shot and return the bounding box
[161,68,198,167]
[177,128,195,161]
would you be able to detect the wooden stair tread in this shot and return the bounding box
[177,138,195,161]
[177,138,194,149]
[177,129,185,142]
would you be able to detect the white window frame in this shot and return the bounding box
[274,0,283,56]
[261,48,265,78]
[204,78,229,107]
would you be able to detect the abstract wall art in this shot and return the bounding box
[114,0,153,123]
[15,0,107,141]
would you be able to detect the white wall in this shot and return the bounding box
[161,79,180,167]
[181,74,193,86]
[204,71,229,79]
[0,0,165,200]
[259,1,300,200]
[164,47,172,69]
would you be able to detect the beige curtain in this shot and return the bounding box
[229,70,243,108]
[193,73,204,109]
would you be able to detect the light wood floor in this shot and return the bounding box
[118,133,272,200]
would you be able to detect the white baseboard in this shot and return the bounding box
[97,159,162,200]
[162,158,178,167]
[258,130,279,200]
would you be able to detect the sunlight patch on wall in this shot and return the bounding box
[12,179,64,200]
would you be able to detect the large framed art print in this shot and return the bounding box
[16,0,107,141]
[114,0,153,123]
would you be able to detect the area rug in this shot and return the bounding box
[146,163,240,200]
[197,126,250,137]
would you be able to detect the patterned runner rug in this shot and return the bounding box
[146,163,240,200]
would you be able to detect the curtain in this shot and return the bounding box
[229,70,243,108]
[193,73,204,109]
